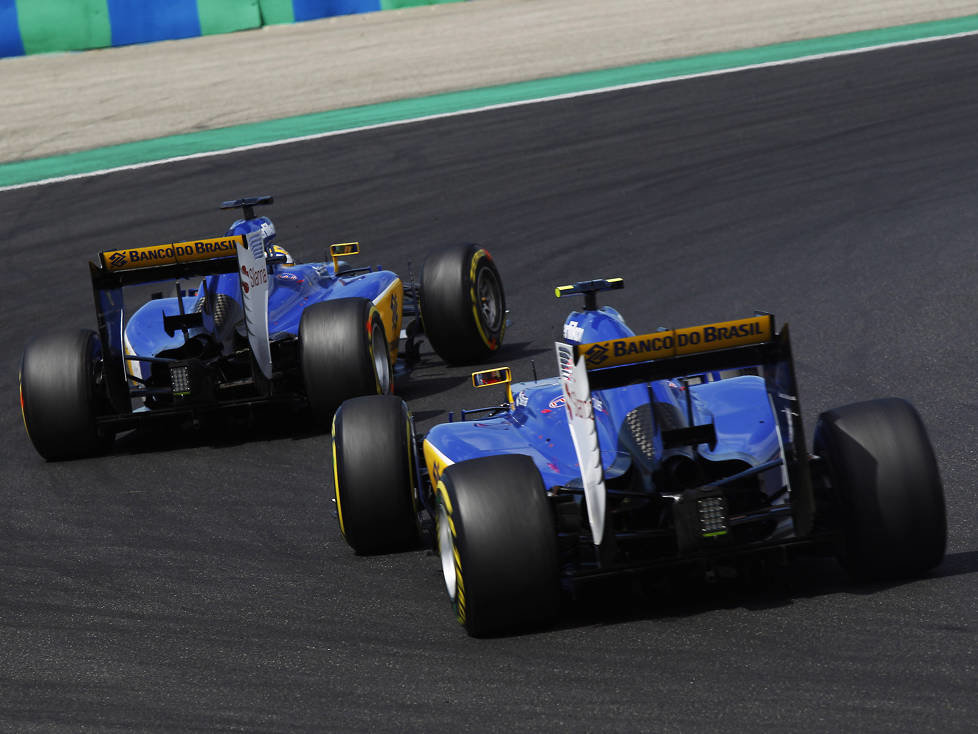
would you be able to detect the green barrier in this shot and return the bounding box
[260,0,296,24]
[18,0,112,55]
[1,0,470,57]
[199,0,261,36]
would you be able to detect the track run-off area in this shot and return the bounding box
[2,12,978,190]
[2,30,977,733]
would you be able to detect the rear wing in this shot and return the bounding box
[91,235,244,288]
[560,313,814,541]
[90,232,272,412]
[576,315,776,389]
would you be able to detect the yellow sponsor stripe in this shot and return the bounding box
[577,315,773,369]
[371,278,403,362]
[423,440,454,498]
[101,235,243,272]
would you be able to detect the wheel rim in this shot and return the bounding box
[475,266,502,333]
[437,503,457,600]
[371,321,391,394]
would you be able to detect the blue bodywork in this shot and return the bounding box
[427,374,781,492]
[126,215,397,361]
[90,199,406,421]
[426,308,782,491]
[418,281,812,576]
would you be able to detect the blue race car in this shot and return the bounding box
[330,278,946,636]
[19,196,506,460]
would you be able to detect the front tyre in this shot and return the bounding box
[814,398,946,580]
[299,298,392,423]
[420,243,505,365]
[331,395,419,554]
[20,329,114,461]
[436,454,559,636]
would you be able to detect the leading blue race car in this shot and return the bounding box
[19,196,506,460]
[330,278,947,636]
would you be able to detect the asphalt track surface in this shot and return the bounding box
[2,36,977,732]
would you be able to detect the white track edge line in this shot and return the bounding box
[2,27,977,193]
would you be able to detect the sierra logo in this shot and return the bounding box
[242,264,267,287]
[240,263,267,295]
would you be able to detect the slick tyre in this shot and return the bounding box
[436,454,559,636]
[419,243,505,365]
[814,398,946,580]
[331,395,419,554]
[20,329,114,461]
[299,298,392,423]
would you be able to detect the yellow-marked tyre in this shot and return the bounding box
[332,395,419,555]
[20,329,114,461]
[300,297,392,425]
[436,454,559,637]
[814,398,946,580]
[419,243,505,365]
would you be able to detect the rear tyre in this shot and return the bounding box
[420,243,505,365]
[331,395,419,554]
[813,398,946,580]
[20,329,114,461]
[299,298,392,423]
[436,454,559,636]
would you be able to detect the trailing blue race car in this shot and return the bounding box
[331,278,946,636]
[19,196,506,460]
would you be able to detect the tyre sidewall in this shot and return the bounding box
[420,244,505,365]
[436,454,559,636]
[20,329,112,461]
[332,395,417,554]
[814,398,946,579]
[299,298,391,421]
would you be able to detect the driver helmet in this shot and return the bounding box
[268,244,295,266]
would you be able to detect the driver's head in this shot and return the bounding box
[268,244,294,266]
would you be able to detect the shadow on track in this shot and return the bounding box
[546,551,973,633]
[108,404,328,456]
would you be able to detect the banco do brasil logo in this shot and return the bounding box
[585,342,609,367]
[109,251,127,268]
